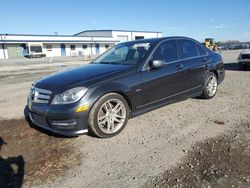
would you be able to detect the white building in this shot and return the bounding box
[0,30,162,59]
[75,30,162,42]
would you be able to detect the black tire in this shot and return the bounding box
[200,72,218,99]
[88,93,129,138]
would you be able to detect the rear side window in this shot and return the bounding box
[178,40,198,59]
[197,44,207,56]
[153,40,179,63]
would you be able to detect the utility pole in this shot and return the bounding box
[92,19,96,30]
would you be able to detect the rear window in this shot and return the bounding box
[178,40,198,59]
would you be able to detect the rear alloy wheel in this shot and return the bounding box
[201,72,218,99]
[88,93,129,138]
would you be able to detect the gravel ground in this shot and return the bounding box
[0,56,91,66]
[0,50,249,187]
[0,60,89,120]
[145,122,250,187]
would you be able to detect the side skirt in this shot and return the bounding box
[131,89,202,118]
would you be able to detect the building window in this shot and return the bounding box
[46,44,52,51]
[105,45,109,49]
[117,35,128,42]
[82,45,88,50]
[135,36,144,40]
[70,45,76,51]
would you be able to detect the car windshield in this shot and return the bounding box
[93,41,153,65]
[30,46,42,53]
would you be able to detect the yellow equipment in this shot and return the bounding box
[203,38,217,51]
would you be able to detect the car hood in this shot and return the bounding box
[35,63,135,93]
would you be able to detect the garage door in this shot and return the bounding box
[7,45,23,58]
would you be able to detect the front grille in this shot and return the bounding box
[31,87,52,104]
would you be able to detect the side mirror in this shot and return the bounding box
[149,60,165,69]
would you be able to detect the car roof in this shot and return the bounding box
[241,49,250,54]
[119,36,200,45]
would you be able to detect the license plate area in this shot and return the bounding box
[32,113,49,127]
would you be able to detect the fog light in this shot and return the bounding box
[50,120,76,129]
[75,105,89,112]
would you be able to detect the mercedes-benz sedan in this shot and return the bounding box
[27,37,225,138]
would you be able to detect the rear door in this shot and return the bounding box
[140,40,185,107]
[177,39,208,93]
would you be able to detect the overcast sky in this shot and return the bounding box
[0,0,250,41]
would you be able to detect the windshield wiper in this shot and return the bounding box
[99,61,114,64]
[99,61,124,65]
[93,61,134,65]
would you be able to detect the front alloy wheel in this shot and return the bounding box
[97,99,126,134]
[88,93,129,138]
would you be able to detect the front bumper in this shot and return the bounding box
[28,100,89,136]
[29,112,88,136]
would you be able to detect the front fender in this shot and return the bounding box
[83,83,133,113]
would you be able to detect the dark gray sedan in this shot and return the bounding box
[27,37,225,138]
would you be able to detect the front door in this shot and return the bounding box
[60,44,66,56]
[141,40,185,107]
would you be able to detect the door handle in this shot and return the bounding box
[176,64,184,71]
[203,57,209,62]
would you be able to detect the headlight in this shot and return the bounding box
[52,87,88,104]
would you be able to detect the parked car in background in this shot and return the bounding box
[24,44,46,58]
[238,50,250,70]
[27,37,225,138]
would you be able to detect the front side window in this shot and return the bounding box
[93,41,153,65]
[152,40,179,63]
[179,40,198,59]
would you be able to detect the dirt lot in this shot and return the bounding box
[0,50,249,188]
[0,119,81,187]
